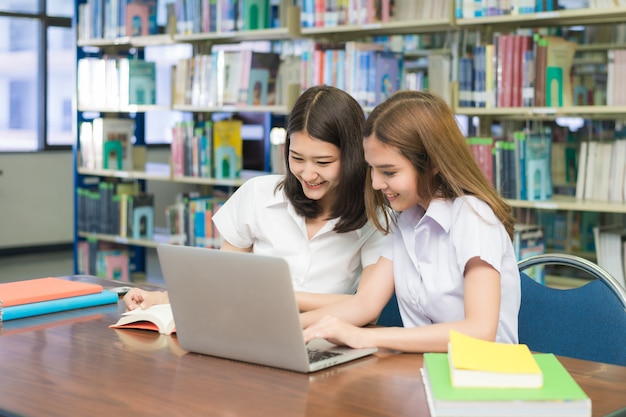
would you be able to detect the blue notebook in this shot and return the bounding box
[1,290,119,321]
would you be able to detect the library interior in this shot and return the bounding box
[1,1,626,416]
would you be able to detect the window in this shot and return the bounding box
[0,1,73,152]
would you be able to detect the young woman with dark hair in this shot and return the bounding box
[124,85,385,312]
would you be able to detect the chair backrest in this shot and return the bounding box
[518,253,626,366]
[377,293,403,327]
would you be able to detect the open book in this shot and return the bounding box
[110,304,176,335]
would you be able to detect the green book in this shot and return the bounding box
[422,353,591,417]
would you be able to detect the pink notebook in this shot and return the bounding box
[0,277,103,307]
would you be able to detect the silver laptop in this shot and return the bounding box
[156,244,378,373]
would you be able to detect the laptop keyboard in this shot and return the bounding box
[307,349,342,363]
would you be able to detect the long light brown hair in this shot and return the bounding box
[363,90,514,240]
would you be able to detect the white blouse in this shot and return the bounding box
[382,196,520,343]
[213,175,386,294]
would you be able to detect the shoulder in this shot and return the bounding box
[242,174,284,190]
[237,174,285,197]
[451,195,497,222]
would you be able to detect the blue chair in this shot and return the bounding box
[377,293,403,327]
[518,253,626,366]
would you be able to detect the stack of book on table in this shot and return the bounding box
[421,330,591,417]
[0,277,118,321]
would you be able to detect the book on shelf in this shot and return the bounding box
[220,50,244,105]
[422,352,591,417]
[119,58,157,106]
[593,224,626,288]
[545,36,577,107]
[213,119,243,179]
[128,192,155,240]
[427,54,451,106]
[524,130,553,201]
[127,0,158,35]
[243,0,270,30]
[611,139,626,203]
[344,41,385,105]
[126,2,150,36]
[447,330,543,389]
[494,140,516,199]
[374,50,403,105]
[467,137,494,185]
[575,140,588,200]
[533,36,548,108]
[514,224,546,284]
[244,51,281,106]
[110,303,176,335]
[91,117,135,171]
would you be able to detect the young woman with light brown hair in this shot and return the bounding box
[302,90,521,352]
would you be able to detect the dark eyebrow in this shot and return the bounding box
[372,163,397,169]
[289,149,335,159]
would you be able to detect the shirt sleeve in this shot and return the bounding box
[212,179,258,248]
[359,223,388,267]
[451,197,507,274]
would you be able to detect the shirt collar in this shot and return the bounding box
[398,199,452,234]
[268,188,343,234]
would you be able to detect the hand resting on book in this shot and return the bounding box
[124,288,169,311]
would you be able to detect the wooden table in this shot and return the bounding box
[1,277,625,417]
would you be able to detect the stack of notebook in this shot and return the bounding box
[421,330,591,417]
[0,277,119,321]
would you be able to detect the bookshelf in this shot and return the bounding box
[73,1,626,285]
[72,0,459,280]
[453,3,626,285]
[72,1,298,279]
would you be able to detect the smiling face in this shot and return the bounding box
[288,131,341,209]
[363,133,425,212]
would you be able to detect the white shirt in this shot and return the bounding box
[213,175,385,294]
[382,196,520,343]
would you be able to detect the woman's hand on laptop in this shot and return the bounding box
[123,288,169,311]
[303,316,368,349]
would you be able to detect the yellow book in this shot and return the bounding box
[448,330,543,388]
[213,119,243,179]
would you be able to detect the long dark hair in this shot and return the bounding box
[278,85,368,233]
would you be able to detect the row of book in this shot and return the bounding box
[593,223,626,288]
[467,128,553,201]
[79,117,135,171]
[606,49,626,106]
[77,241,132,282]
[77,181,155,241]
[78,0,286,40]
[171,119,243,179]
[173,0,283,34]
[77,57,156,109]
[458,33,576,109]
[165,194,226,248]
[514,224,546,284]
[173,50,282,108]
[78,0,159,41]
[173,40,417,109]
[300,0,449,28]
[300,41,403,106]
[575,139,626,203]
[76,179,226,250]
[456,0,620,18]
